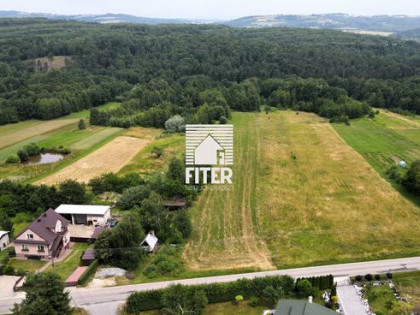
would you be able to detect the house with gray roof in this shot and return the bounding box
[275,299,336,315]
[14,209,70,260]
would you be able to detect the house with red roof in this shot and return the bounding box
[14,209,70,260]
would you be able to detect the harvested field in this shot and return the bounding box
[0,119,78,149]
[36,136,150,185]
[184,111,420,272]
[184,112,274,271]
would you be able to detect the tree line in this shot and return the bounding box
[1,19,420,125]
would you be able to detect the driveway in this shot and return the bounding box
[337,285,369,315]
[0,276,25,314]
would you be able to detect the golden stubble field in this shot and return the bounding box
[184,111,420,272]
[36,136,150,185]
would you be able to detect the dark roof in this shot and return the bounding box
[92,226,108,239]
[82,249,95,261]
[15,209,69,245]
[275,299,336,315]
[164,197,186,208]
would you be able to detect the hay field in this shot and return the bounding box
[258,111,420,268]
[184,112,274,271]
[0,119,78,149]
[184,111,420,271]
[36,136,150,185]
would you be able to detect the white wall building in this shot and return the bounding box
[0,231,10,251]
[55,205,111,226]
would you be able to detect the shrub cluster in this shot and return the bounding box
[77,259,99,285]
[125,275,294,313]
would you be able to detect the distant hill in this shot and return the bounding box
[2,11,420,34]
[0,10,204,24]
[224,14,420,33]
[396,28,420,41]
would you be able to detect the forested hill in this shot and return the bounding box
[1,19,420,126]
[397,28,420,42]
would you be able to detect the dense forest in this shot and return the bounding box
[1,18,420,126]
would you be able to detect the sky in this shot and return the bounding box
[1,0,420,20]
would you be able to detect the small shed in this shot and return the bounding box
[164,197,186,211]
[81,249,96,266]
[140,231,158,253]
[0,231,10,251]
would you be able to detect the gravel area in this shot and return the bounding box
[95,268,126,279]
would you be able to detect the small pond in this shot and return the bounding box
[24,153,64,165]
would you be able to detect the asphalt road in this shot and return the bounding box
[2,256,420,314]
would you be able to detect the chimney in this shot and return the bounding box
[308,296,313,304]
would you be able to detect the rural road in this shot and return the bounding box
[1,256,420,314]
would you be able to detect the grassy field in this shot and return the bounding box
[141,301,266,315]
[333,110,420,175]
[184,111,420,271]
[394,271,420,307]
[45,243,90,280]
[184,112,274,271]
[119,132,184,176]
[8,258,46,272]
[0,119,78,150]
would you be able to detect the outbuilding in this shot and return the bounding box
[0,231,10,251]
[55,204,111,226]
[140,231,158,253]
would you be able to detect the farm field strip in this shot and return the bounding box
[258,111,420,268]
[35,136,151,185]
[184,112,274,271]
[185,111,420,272]
[0,119,78,149]
[0,135,47,162]
[333,113,420,174]
[70,127,122,150]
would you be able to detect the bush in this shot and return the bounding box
[77,259,98,285]
[219,116,227,124]
[386,273,393,279]
[17,149,29,162]
[248,296,259,307]
[374,274,381,281]
[355,275,363,281]
[234,295,243,304]
[365,274,373,281]
[3,265,15,275]
[5,154,20,164]
[78,119,86,130]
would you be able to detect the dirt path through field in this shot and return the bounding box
[35,136,149,185]
[184,113,274,271]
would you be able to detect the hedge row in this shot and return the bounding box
[78,259,98,285]
[126,275,295,313]
[296,275,334,291]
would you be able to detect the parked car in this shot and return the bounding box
[109,219,118,227]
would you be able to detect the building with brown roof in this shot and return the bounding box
[14,209,70,260]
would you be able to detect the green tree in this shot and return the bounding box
[165,115,185,132]
[59,180,89,204]
[13,272,71,315]
[402,160,420,194]
[262,285,284,307]
[151,146,163,158]
[78,119,86,130]
[167,157,184,182]
[5,154,20,164]
[162,284,208,315]
[117,185,150,210]
[296,279,313,297]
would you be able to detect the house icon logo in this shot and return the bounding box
[185,125,233,184]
